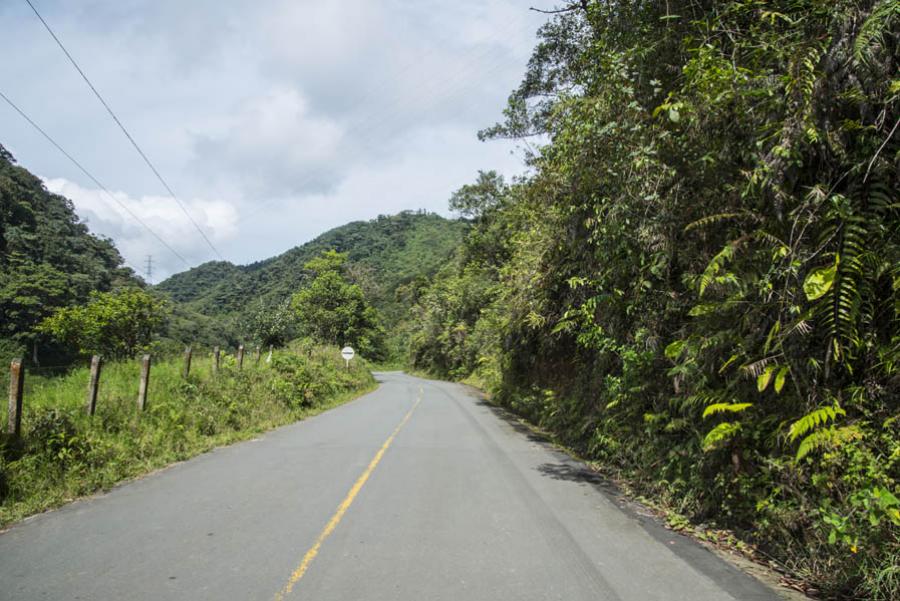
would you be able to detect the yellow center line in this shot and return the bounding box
[274,389,423,600]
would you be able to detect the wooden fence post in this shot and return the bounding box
[182,346,192,379]
[212,346,220,375]
[237,345,245,371]
[254,345,261,366]
[86,355,102,416]
[137,354,151,411]
[7,359,24,436]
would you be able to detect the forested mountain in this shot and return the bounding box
[0,146,237,360]
[0,142,465,362]
[407,1,898,598]
[157,211,467,327]
[0,144,137,364]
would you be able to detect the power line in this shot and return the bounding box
[23,0,225,262]
[0,89,191,269]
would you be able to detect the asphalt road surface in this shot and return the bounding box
[0,372,783,600]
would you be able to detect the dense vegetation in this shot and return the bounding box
[0,144,237,361]
[38,288,167,359]
[0,144,135,365]
[0,341,374,526]
[156,211,467,337]
[408,1,898,598]
[290,251,386,359]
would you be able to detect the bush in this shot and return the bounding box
[27,408,89,468]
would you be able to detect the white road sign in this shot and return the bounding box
[341,346,355,361]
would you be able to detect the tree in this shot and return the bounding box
[291,251,385,359]
[0,259,69,351]
[39,287,167,359]
[448,170,507,219]
[239,298,295,348]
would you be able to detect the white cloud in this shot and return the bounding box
[0,0,558,277]
[230,121,531,262]
[193,88,345,196]
[43,178,238,281]
[260,0,387,74]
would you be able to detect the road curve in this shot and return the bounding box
[0,372,782,600]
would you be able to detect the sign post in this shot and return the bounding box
[341,346,355,370]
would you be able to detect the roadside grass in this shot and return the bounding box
[0,340,376,527]
[366,359,407,371]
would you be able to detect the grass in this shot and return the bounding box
[0,340,376,527]
[367,359,408,371]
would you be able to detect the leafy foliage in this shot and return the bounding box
[789,403,847,442]
[408,1,899,597]
[291,251,386,360]
[448,170,508,219]
[238,298,295,348]
[38,288,168,359]
[0,145,136,363]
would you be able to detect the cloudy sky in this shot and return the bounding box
[1,0,554,281]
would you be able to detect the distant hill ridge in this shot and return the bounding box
[156,211,467,324]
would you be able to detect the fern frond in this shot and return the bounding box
[786,44,822,106]
[786,319,812,337]
[741,357,772,378]
[675,390,727,412]
[788,403,846,441]
[867,181,896,214]
[702,402,753,418]
[702,421,742,451]
[854,0,900,65]
[754,230,789,254]
[796,425,863,460]
[685,212,756,232]
[698,243,738,297]
[814,201,871,359]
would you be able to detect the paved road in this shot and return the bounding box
[0,372,782,600]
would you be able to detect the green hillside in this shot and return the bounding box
[0,144,138,364]
[1,144,466,363]
[156,211,467,326]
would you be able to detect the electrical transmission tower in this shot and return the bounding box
[144,255,153,285]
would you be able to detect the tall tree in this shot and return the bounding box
[291,251,385,359]
[448,170,507,219]
[239,298,295,348]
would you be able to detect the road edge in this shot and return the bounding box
[0,379,380,534]
[450,378,814,601]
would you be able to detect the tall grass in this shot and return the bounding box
[0,340,375,527]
